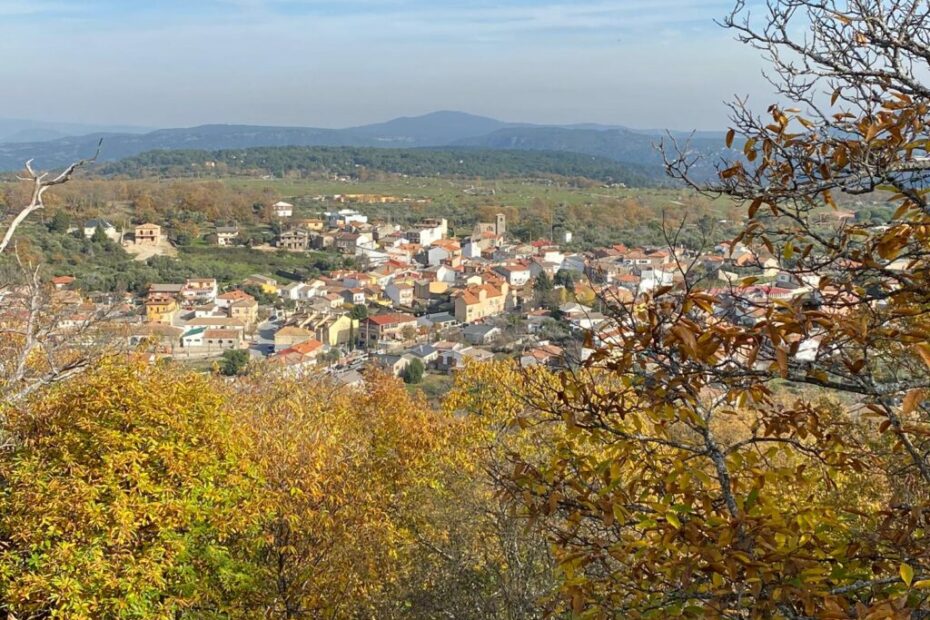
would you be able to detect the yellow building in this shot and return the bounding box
[454,282,509,324]
[311,314,357,347]
[229,298,259,329]
[145,294,179,325]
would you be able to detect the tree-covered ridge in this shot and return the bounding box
[100,146,666,185]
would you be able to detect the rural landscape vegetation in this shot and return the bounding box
[2,0,930,619]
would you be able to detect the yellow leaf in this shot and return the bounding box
[900,563,914,587]
[914,580,930,589]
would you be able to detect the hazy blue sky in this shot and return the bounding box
[0,0,771,130]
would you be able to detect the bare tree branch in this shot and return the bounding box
[0,139,102,254]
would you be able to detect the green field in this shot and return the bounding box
[221,176,745,248]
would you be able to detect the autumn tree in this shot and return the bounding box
[229,371,460,618]
[0,149,119,411]
[481,1,930,618]
[0,359,255,619]
[0,259,121,408]
[438,360,561,618]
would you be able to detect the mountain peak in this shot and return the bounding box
[346,111,523,146]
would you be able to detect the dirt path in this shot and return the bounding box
[124,239,178,262]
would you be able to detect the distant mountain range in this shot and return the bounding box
[0,111,727,175]
[0,118,153,145]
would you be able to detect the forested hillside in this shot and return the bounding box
[100,146,665,184]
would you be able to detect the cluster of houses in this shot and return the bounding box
[30,200,875,387]
[134,277,260,355]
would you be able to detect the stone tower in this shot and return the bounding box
[495,213,506,236]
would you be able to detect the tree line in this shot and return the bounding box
[99,146,665,186]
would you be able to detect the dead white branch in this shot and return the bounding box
[0,140,102,254]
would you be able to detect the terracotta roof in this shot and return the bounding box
[217,289,255,302]
[431,239,461,251]
[367,313,416,326]
[278,339,323,356]
[456,283,504,305]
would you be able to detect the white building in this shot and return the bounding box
[638,268,675,293]
[216,226,239,246]
[78,219,121,242]
[273,201,294,218]
[385,281,415,307]
[462,241,482,259]
[325,209,368,228]
[181,327,206,348]
[405,218,448,246]
[494,263,532,287]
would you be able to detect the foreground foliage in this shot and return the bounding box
[0,360,554,619]
[0,359,254,619]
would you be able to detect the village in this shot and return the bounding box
[24,194,861,389]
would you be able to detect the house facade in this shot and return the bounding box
[216,226,239,246]
[204,329,242,350]
[145,294,178,325]
[279,229,310,251]
[229,298,259,328]
[134,223,161,245]
[273,201,294,218]
[359,313,418,344]
[453,282,509,324]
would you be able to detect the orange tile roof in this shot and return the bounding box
[217,289,255,302]
[368,313,416,326]
[282,339,323,355]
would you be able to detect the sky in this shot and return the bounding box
[0,0,773,131]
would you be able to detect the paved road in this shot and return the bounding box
[250,318,281,357]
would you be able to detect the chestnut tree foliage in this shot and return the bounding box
[0,359,555,619]
[0,360,256,619]
[451,1,930,619]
